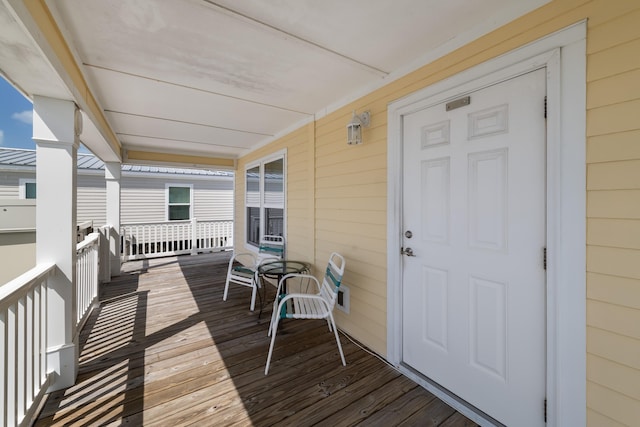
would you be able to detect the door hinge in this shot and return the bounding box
[543,247,547,270]
[544,398,547,423]
[544,96,547,119]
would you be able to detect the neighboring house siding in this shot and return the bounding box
[121,175,234,224]
[0,172,22,198]
[77,174,106,226]
[0,160,234,228]
[235,1,640,424]
[193,177,234,221]
[121,177,166,223]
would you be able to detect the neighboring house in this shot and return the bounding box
[0,147,234,283]
[0,199,36,286]
[0,147,234,226]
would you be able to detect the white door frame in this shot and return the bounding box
[387,22,586,426]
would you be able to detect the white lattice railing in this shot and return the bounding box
[120,219,233,261]
[76,232,100,331]
[0,263,54,427]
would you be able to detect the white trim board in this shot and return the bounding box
[386,22,586,427]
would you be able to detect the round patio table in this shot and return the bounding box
[257,260,310,319]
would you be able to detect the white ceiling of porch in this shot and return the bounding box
[3,0,549,164]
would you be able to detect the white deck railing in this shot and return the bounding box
[76,232,100,331]
[0,232,103,426]
[0,263,54,427]
[120,218,233,261]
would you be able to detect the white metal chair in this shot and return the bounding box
[223,235,284,311]
[265,252,346,374]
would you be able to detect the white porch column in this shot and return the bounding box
[105,162,121,276]
[33,96,80,391]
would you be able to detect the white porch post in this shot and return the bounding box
[33,96,80,391]
[105,162,121,276]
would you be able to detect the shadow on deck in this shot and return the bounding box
[35,252,477,426]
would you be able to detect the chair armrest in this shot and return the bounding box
[276,273,320,295]
[230,252,258,267]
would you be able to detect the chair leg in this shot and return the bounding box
[250,282,257,311]
[268,306,277,336]
[265,314,281,375]
[223,277,230,301]
[328,313,346,366]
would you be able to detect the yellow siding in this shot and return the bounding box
[585,2,640,425]
[234,124,315,263]
[234,0,640,423]
[588,219,640,251]
[587,130,640,163]
[588,382,640,427]
[587,272,640,310]
[586,409,627,427]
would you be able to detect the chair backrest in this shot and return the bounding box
[319,252,346,310]
[258,235,285,260]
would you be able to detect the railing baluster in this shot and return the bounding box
[75,233,100,332]
[8,303,16,426]
[33,286,40,405]
[17,296,25,423]
[26,290,33,414]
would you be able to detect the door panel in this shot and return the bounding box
[402,68,546,427]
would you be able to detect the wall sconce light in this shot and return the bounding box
[346,110,370,145]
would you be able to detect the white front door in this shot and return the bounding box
[401,68,547,426]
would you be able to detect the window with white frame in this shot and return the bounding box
[19,178,36,199]
[166,184,193,220]
[245,152,285,248]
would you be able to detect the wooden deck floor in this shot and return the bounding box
[36,252,477,426]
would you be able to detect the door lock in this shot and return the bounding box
[401,247,416,257]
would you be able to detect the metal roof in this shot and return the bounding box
[0,148,233,177]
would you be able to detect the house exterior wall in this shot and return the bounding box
[0,199,36,284]
[120,176,164,223]
[234,1,640,424]
[121,175,234,224]
[0,231,35,285]
[235,124,315,263]
[0,170,234,226]
[77,174,107,225]
[0,171,20,198]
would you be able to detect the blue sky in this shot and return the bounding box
[0,77,34,150]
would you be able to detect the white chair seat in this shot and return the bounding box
[265,252,346,374]
[281,294,329,319]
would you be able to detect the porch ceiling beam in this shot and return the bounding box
[199,0,390,78]
[117,133,254,151]
[9,0,121,162]
[107,110,274,138]
[86,64,311,116]
[124,150,236,171]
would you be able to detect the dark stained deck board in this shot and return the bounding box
[35,252,478,427]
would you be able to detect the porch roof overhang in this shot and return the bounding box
[0,0,549,170]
